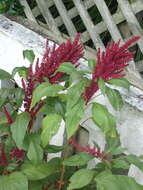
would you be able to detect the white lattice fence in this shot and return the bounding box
[19,0,143,51]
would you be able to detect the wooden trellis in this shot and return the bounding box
[19,0,143,51]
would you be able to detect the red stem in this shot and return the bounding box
[0,146,8,167]
[3,107,13,124]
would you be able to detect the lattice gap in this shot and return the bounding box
[100,29,112,46]
[71,15,86,33]
[105,0,118,15]
[87,5,103,25]
[49,4,60,18]
[58,23,69,35]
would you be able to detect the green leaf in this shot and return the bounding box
[124,155,143,172]
[66,81,88,110]
[23,50,35,64]
[40,97,66,118]
[11,112,31,149]
[41,114,62,147]
[0,1,10,13]
[21,158,61,180]
[29,181,43,190]
[57,62,77,74]
[65,81,87,139]
[92,103,117,137]
[0,117,7,125]
[106,87,123,110]
[0,88,24,107]
[12,88,24,107]
[112,158,130,169]
[63,152,94,166]
[0,69,11,80]
[0,88,11,106]
[53,99,66,118]
[22,133,41,151]
[3,135,15,153]
[66,97,85,139]
[0,172,28,190]
[5,162,18,171]
[45,144,64,153]
[95,172,143,190]
[105,137,125,155]
[12,66,28,79]
[30,82,63,109]
[68,169,95,189]
[108,78,130,90]
[88,59,96,71]
[98,78,106,95]
[27,140,43,164]
[70,71,82,82]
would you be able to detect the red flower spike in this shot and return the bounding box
[23,64,35,112]
[34,33,84,84]
[83,81,99,103]
[119,36,141,52]
[84,36,141,103]
[23,34,84,114]
[21,78,26,89]
[69,137,106,160]
[10,147,25,162]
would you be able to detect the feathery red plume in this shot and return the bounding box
[22,34,84,115]
[83,36,141,103]
[34,33,84,83]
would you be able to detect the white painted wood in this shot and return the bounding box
[73,0,105,50]
[81,0,143,43]
[45,0,54,7]
[93,0,123,42]
[117,0,143,53]
[129,165,143,185]
[35,0,61,35]
[19,0,37,23]
[31,6,40,18]
[52,0,95,28]
[53,0,77,36]
[31,0,143,45]
[32,0,95,22]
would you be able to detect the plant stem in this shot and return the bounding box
[58,165,65,190]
